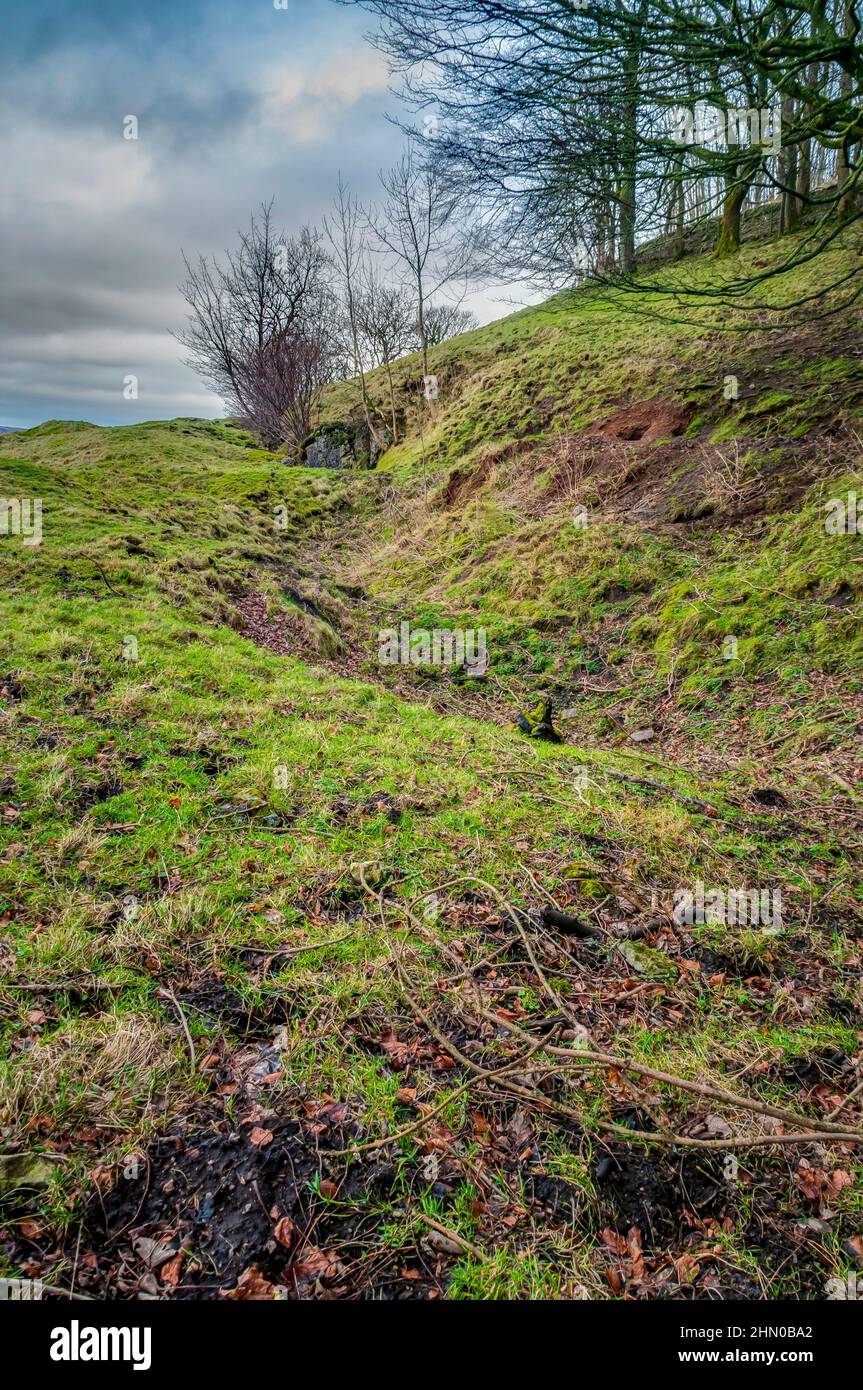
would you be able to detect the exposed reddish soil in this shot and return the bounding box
[589,400,691,442]
[442,449,497,507]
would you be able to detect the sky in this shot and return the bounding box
[0,0,528,429]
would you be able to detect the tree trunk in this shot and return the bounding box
[836,2,855,217]
[714,171,747,256]
[793,58,816,227]
[385,357,398,442]
[673,157,686,259]
[796,134,812,204]
[780,95,799,232]
[416,272,429,381]
[714,151,760,257]
[618,167,636,272]
[617,0,647,274]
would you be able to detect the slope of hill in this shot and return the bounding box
[1,232,862,1301]
[320,227,863,763]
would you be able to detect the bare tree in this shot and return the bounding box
[176,203,331,448]
[234,330,334,454]
[323,178,385,448]
[422,300,479,347]
[371,150,473,379]
[354,273,417,440]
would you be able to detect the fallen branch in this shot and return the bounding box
[470,1003,863,1144]
[243,928,356,960]
[416,1213,487,1262]
[602,768,722,817]
[539,906,600,939]
[385,873,863,1152]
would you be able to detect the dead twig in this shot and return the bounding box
[415,1213,487,1262]
[160,987,197,1076]
[384,872,863,1152]
[244,928,356,960]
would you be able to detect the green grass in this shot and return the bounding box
[321,229,863,752]
[1,224,862,1300]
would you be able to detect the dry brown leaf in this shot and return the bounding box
[274,1216,295,1249]
[223,1265,282,1300]
[675,1253,701,1284]
[160,1251,185,1286]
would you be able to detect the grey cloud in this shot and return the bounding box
[0,0,402,427]
[0,0,535,430]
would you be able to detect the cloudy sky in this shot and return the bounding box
[0,0,525,429]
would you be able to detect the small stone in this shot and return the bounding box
[615,939,678,981]
[0,1154,56,1198]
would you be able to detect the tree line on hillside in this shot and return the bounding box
[176,164,478,451]
[179,0,861,452]
[341,0,861,301]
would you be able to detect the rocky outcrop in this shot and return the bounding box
[286,420,391,470]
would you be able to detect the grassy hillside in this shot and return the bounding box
[321,228,863,761]
[1,231,862,1301]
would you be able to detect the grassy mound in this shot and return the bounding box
[1,230,862,1300]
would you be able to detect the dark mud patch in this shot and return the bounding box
[74,776,125,814]
[775,1047,850,1092]
[32,727,65,750]
[172,978,292,1039]
[824,582,855,610]
[526,1170,589,1227]
[750,786,788,809]
[328,790,403,826]
[360,790,402,824]
[0,672,25,704]
[742,1214,832,1297]
[825,991,861,1023]
[597,1144,730,1252]
[56,1108,438,1300]
[688,943,772,981]
[169,741,237,778]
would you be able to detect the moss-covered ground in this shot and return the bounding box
[1,229,862,1300]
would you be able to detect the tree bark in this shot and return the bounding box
[617,0,648,273]
[385,357,398,442]
[780,95,799,232]
[836,1,855,217]
[673,157,686,259]
[715,169,748,256]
